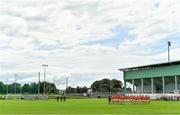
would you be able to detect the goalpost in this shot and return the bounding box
[5,94,22,100]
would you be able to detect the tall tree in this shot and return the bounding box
[0,81,6,94]
[30,83,38,94]
[22,84,31,94]
[91,78,123,92]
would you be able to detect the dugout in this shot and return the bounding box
[119,60,180,95]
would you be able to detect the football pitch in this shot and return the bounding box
[0,99,180,115]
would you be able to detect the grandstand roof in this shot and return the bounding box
[119,60,180,72]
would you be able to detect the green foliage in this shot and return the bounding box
[66,86,88,93]
[5,83,21,94]
[0,81,6,93]
[91,78,123,92]
[0,81,58,94]
[22,84,31,93]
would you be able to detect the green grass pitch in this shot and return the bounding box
[0,99,180,115]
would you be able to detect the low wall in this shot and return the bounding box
[126,94,180,99]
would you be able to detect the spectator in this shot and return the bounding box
[108,96,111,104]
[60,96,63,102]
[57,96,59,102]
[63,96,66,102]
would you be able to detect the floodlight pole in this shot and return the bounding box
[53,77,56,87]
[66,77,68,93]
[14,74,17,95]
[6,83,8,94]
[20,85,22,96]
[6,73,8,95]
[15,80,16,95]
[100,80,102,95]
[109,79,111,96]
[168,41,171,62]
[168,45,170,62]
[38,72,40,96]
[42,64,48,96]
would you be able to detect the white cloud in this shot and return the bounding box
[0,0,180,89]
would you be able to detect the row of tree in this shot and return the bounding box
[66,78,124,93]
[0,81,58,94]
[0,81,90,94]
[0,78,125,94]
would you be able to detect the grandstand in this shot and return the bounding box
[119,60,180,98]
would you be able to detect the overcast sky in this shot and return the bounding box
[0,0,180,89]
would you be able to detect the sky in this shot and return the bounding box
[0,0,180,89]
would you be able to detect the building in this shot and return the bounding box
[119,60,180,95]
